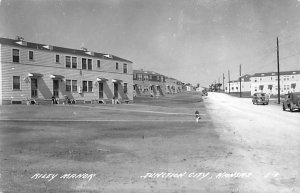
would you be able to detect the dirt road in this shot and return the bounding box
[204,92,300,193]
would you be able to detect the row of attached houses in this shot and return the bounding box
[132,69,183,97]
[0,37,133,105]
[225,71,300,96]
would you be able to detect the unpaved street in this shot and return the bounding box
[204,92,300,193]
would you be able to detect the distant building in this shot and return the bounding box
[250,71,300,96]
[133,69,165,97]
[0,37,133,105]
[225,74,251,94]
[183,83,193,92]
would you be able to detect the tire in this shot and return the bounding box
[283,105,286,111]
[289,104,293,112]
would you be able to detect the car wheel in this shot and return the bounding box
[283,105,286,111]
[290,107,294,112]
[266,102,269,105]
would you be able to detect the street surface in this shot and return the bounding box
[204,92,300,193]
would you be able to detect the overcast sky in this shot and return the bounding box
[0,0,300,86]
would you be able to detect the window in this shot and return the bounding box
[66,56,71,68]
[56,55,60,63]
[72,57,77,69]
[88,81,93,92]
[66,80,71,92]
[82,58,87,69]
[97,60,100,68]
[82,81,87,92]
[133,73,137,79]
[123,63,127,73]
[88,59,92,70]
[124,83,128,94]
[29,51,34,60]
[138,74,142,80]
[13,76,20,90]
[149,75,152,80]
[72,80,77,92]
[116,62,119,70]
[13,49,19,63]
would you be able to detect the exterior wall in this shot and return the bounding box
[225,81,251,93]
[250,74,300,96]
[0,44,2,105]
[1,44,133,104]
[165,78,178,94]
[133,71,165,97]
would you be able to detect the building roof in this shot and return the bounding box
[252,70,300,77]
[133,69,163,76]
[0,37,132,63]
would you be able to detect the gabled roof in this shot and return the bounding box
[0,37,132,63]
[252,70,300,77]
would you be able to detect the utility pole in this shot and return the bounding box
[222,73,225,92]
[277,37,280,104]
[228,70,231,94]
[239,64,242,98]
[218,77,220,92]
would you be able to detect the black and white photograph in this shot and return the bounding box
[0,0,299,192]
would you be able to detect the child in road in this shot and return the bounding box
[195,110,201,123]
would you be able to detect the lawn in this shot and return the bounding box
[0,93,231,193]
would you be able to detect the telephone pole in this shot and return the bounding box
[222,73,225,92]
[277,37,280,104]
[228,70,231,94]
[239,64,242,98]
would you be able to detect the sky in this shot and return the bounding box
[0,0,300,86]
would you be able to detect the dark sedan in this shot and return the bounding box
[283,92,300,112]
[252,93,269,105]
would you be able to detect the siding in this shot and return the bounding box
[1,44,133,103]
[0,44,2,104]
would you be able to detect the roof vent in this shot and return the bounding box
[43,45,53,50]
[261,74,265,76]
[80,47,88,51]
[15,36,24,41]
[272,73,275,75]
[85,51,94,56]
[293,72,296,74]
[103,54,112,58]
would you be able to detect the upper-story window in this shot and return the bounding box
[82,58,87,69]
[123,63,127,73]
[149,75,152,80]
[56,55,60,63]
[144,75,148,81]
[12,49,19,63]
[97,60,100,68]
[133,73,137,79]
[72,57,77,69]
[88,59,92,70]
[116,62,119,70]
[66,56,71,68]
[138,74,142,80]
[29,51,34,60]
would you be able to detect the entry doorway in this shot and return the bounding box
[53,79,59,97]
[99,82,104,99]
[31,78,38,98]
[113,83,118,98]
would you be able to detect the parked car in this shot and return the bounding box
[252,93,269,105]
[202,90,208,96]
[282,92,300,112]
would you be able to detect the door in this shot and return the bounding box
[53,79,59,97]
[99,82,104,99]
[31,78,38,98]
[114,83,118,98]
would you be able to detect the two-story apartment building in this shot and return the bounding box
[133,69,165,97]
[250,71,300,96]
[0,37,133,105]
[225,74,251,94]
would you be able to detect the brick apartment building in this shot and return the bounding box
[0,37,133,105]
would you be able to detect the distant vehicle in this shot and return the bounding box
[202,90,208,96]
[252,93,269,105]
[282,92,300,112]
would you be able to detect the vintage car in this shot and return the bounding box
[252,93,269,105]
[282,92,300,112]
[202,90,208,96]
